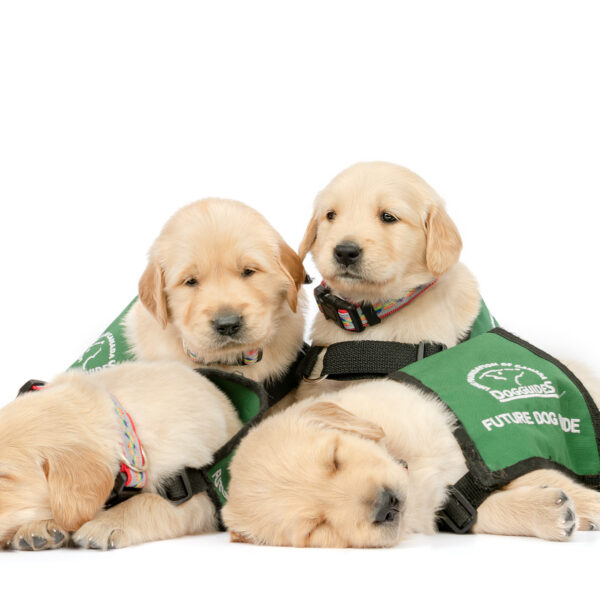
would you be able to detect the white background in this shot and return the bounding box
[1,1,599,598]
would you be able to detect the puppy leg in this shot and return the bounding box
[503,469,600,531]
[10,519,69,551]
[72,493,217,550]
[473,485,577,541]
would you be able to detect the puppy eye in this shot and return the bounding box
[184,277,198,287]
[241,268,255,278]
[380,212,398,223]
[326,210,336,221]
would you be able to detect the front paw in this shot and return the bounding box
[532,487,578,541]
[72,516,128,550]
[10,520,68,551]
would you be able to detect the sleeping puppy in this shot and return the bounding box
[297,162,481,392]
[223,371,600,547]
[0,361,241,550]
[125,198,306,385]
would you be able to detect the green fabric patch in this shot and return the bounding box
[400,331,600,477]
[468,299,497,339]
[70,297,137,371]
[204,374,263,426]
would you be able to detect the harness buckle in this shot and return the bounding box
[437,485,478,534]
[314,284,365,332]
[162,470,194,506]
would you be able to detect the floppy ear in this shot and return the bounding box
[425,204,463,277]
[298,214,319,261]
[278,241,306,313]
[138,259,168,328]
[43,447,115,531]
[303,402,385,442]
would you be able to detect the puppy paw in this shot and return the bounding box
[572,488,600,531]
[10,520,68,551]
[531,487,578,541]
[73,517,128,550]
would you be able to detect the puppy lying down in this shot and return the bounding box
[0,362,242,550]
[223,332,600,547]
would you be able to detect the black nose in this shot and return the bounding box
[212,313,243,337]
[334,242,362,266]
[373,489,402,525]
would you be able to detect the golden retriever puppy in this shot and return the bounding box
[298,162,482,391]
[125,198,306,385]
[223,373,600,547]
[0,361,241,550]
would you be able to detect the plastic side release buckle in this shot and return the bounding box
[162,470,194,506]
[314,284,365,332]
[437,485,478,534]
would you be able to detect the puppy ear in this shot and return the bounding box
[304,402,385,442]
[278,241,306,313]
[425,204,462,277]
[139,260,168,328]
[43,447,115,531]
[298,214,319,261]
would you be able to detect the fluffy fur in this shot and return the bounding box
[298,162,480,395]
[125,198,306,384]
[0,362,241,550]
[223,373,600,547]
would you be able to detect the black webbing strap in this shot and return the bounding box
[301,340,447,381]
[436,471,494,533]
[158,467,210,506]
[263,343,310,406]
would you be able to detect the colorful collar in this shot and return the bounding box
[110,395,147,489]
[183,341,263,366]
[314,279,438,332]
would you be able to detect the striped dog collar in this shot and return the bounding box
[110,395,147,489]
[183,342,263,366]
[314,279,438,332]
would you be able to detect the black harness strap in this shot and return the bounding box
[301,340,447,381]
[263,343,310,406]
[436,472,492,533]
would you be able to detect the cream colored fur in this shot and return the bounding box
[0,361,241,550]
[125,198,306,385]
[223,368,600,547]
[297,162,480,397]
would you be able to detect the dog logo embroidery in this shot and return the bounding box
[467,362,560,403]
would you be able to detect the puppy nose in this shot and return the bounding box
[334,242,362,266]
[212,313,243,337]
[373,489,402,525]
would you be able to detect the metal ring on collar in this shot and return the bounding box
[302,373,329,383]
[120,447,148,472]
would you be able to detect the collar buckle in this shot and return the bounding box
[314,284,365,332]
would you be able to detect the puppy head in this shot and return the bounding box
[139,198,305,363]
[222,400,408,548]
[299,162,462,303]
[0,385,116,542]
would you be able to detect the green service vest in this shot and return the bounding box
[390,328,600,531]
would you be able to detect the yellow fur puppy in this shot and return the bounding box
[223,374,600,548]
[125,198,306,385]
[298,162,482,391]
[0,362,241,550]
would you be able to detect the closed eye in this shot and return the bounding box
[327,441,340,474]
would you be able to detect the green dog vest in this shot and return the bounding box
[390,328,600,532]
